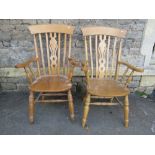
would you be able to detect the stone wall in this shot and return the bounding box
[0,19,146,92]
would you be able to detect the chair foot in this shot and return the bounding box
[70,114,75,121]
[29,91,35,124]
[82,119,87,128]
[29,116,34,124]
[82,120,90,130]
[124,121,129,128]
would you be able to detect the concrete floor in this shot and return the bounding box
[0,91,155,135]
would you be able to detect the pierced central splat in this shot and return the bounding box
[98,36,106,78]
[49,35,58,74]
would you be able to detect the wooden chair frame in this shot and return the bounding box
[15,24,80,123]
[81,26,144,128]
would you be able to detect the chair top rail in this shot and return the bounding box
[81,26,127,38]
[28,24,75,35]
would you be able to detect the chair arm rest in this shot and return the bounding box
[118,61,144,73]
[15,57,38,68]
[81,61,89,81]
[67,57,81,80]
[68,57,81,67]
[81,61,89,72]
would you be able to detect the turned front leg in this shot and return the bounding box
[68,90,75,120]
[82,93,90,128]
[29,91,35,123]
[124,95,129,128]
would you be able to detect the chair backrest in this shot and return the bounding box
[28,24,75,77]
[81,26,127,79]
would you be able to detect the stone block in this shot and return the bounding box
[1,83,17,90]
[0,77,27,84]
[131,23,145,31]
[9,19,23,25]
[15,25,28,31]
[10,40,18,47]
[12,31,26,40]
[133,76,141,81]
[122,55,145,67]
[50,19,64,24]
[0,32,11,41]
[17,84,28,92]
[37,19,50,24]
[0,25,15,31]
[62,19,79,25]
[140,76,155,87]
[129,88,135,92]
[2,41,10,47]
[22,19,37,24]
[75,40,84,48]
[128,81,140,88]
[127,31,143,39]
[0,42,3,48]
[117,19,134,25]
[137,19,147,23]
[129,48,140,55]
[18,40,33,47]
[132,41,141,48]
[144,87,154,95]
[0,48,35,67]
[71,48,85,61]
[136,86,146,92]
[0,19,10,25]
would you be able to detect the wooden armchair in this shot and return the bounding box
[15,24,80,123]
[81,26,144,128]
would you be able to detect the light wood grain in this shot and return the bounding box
[110,37,117,79]
[39,33,46,75]
[58,33,61,75]
[63,34,67,74]
[95,35,98,78]
[29,24,75,35]
[45,33,51,74]
[81,26,127,38]
[81,26,144,128]
[33,34,41,76]
[15,24,76,124]
[89,36,93,78]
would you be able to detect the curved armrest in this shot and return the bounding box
[118,61,144,73]
[68,57,81,80]
[15,56,39,84]
[118,60,144,87]
[81,61,89,81]
[15,57,38,68]
[68,57,81,67]
[81,61,89,72]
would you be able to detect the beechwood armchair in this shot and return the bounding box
[15,24,80,123]
[81,26,144,128]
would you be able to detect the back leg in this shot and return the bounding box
[68,90,75,120]
[29,91,35,123]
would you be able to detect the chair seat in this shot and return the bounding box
[87,79,130,97]
[30,75,72,92]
